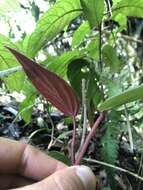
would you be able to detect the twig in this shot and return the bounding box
[0,66,22,77]
[106,0,112,17]
[84,158,143,182]
[47,111,55,150]
[116,33,143,44]
[71,116,76,165]
[77,79,87,156]
[124,104,134,153]
[98,24,102,72]
[75,112,105,165]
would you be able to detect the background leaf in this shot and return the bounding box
[107,80,122,97]
[27,0,82,57]
[67,59,90,97]
[19,94,36,123]
[80,0,104,28]
[86,36,99,61]
[46,50,82,78]
[0,34,25,91]
[101,111,119,189]
[98,85,143,111]
[112,0,143,18]
[72,21,90,48]
[102,45,122,73]
[0,0,20,15]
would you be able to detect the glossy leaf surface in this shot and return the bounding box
[98,85,143,111]
[112,0,143,18]
[27,0,82,57]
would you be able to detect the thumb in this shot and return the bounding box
[18,165,96,190]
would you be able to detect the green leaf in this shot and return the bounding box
[67,58,102,124]
[98,84,143,112]
[113,13,127,31]
[101,115,119,189]
[72,21,90,48]
[44,50,82,78]
[19,94,36,123]
[107,80,122,97]
[87,75,103,108]
[20,35,31,55]
[86,36,99,61]
[112,0,122,4]
[27,0,82,57]
[0,34,25,91]
[67,59,90,97]
[80,0,104,28]
[101,124,118,165]
[48,151,71,165]
[0,0,20,15]
[102,45,121,73]
[112,0,143,19]
[87,73,103,125]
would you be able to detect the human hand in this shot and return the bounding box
[0,137,96,190]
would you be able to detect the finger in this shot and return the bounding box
[0,174,35,189]
[0,137,66,180]
[14,166,96,190]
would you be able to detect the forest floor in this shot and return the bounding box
[0,91,143,190]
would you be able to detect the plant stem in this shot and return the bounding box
[47,112,55,150]
[84,158,143,182]
[75,112,105,165]
[0,66,22,77]
[98,24,102,72]
[71,116,76,165]
[106,0,112,17]
[77,79,87,155]
[124,104,134,152]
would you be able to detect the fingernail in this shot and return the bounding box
[76,165,96,190]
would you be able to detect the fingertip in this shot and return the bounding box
[74,165,96,190]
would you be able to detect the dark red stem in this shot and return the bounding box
[71,116,76,164]
[75,112,105,165]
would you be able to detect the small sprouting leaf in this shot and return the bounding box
[98,84,143,112]
[6,47,80,117]
[80,0,104,28]
[102,45,122,73]
[72,22,91,48]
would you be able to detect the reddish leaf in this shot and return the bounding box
[6,47,80,117]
